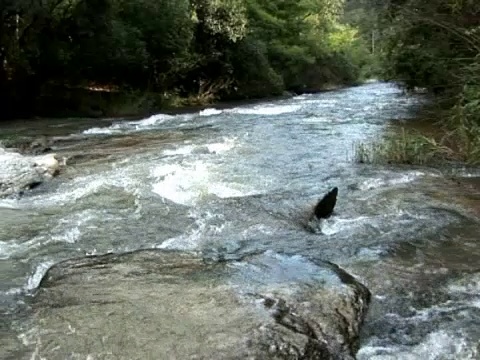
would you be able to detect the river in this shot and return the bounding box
[1,82,479,359]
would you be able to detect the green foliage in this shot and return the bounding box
[0,0,374,119]
[192,0,247,42]
[445,69,480,164]
[354,129,454,165]
[342,0,384,79]
[227,37,285,98]
[357,0,480,166]
[380,0,480,92]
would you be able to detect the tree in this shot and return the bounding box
[0,0,374,119]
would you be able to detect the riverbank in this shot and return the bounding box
[354,101,480,167]
[1,82,356,122]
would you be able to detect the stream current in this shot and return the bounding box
[1,82,479,358]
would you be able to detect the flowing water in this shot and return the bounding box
[1,82,480,358]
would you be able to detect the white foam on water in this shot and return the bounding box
[199,108,223,116]
[381,300,465,325]
[357,330,478,360]
[29,164,142,208]
[0,199,21,209]
[293,94,313,100]
[0,240,22,260]
[82,126,121,135]
[82,113,174,135]
[0,210,99,261]
[312,210,421,237]
[356,246,387,261]
[303,99,338,105]
[359,275,480,360]
[131,113,173,127]
[32,175,108,205]
[25,263,52,292]
[0,235,44,259]
[49,210,97,244]
[229,104,301,116]
[300,115,332,123]
[151,161,260,206]
[207,137,236,154]
[155,231,202,251]
[26,260,55,291]
[455,170,480,178]
[151,162,210,206]
[358,171,429,191]
[446,273,480,308]
[162,137,237,156]
[0,233,46,260]
[162,144,196,156]
[449,274,480,292]
[241,224,275,238]
[319,215,372,236]
[156,210,226,250]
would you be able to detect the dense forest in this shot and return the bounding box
[1,0,479,156]
[0,0,376,119]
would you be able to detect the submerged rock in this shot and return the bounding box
[0,148,62,198]
[28,249,370,359]
[23,135,53,155]
[2,135,53,155]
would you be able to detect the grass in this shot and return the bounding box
[355,77,480,167]
[354,128,455,165]
[354,122,480,166]
[444,86,480,164]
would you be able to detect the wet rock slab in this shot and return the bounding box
[0,147,61,198]
[28,250,370,359]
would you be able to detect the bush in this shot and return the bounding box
[354,128,454,165]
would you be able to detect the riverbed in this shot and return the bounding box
[1,82,479,358]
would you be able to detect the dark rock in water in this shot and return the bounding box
[314,187,338,219]
[27,135,53,155]
[5,135,53,155]
[30,249,370,360]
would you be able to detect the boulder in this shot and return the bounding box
[0,148,62,198]
[33,153,61,177]
[27,249,370,359]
